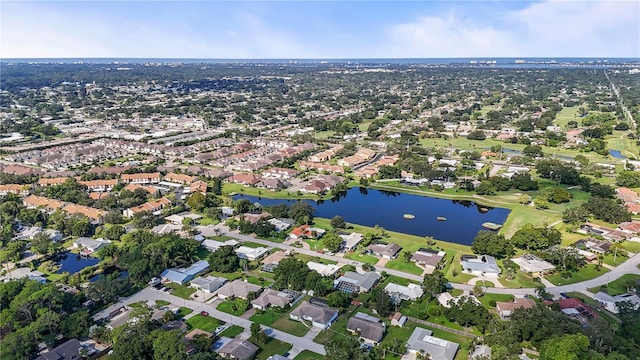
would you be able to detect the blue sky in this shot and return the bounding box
[1,1,639,58]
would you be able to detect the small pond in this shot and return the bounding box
[55,252,100,274]
[234,187,511,245]
[608,150,627,159]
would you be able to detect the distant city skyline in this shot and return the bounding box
[1,1,639,59]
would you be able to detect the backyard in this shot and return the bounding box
[250,308,310,336]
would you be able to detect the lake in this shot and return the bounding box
[608,150,626,159]
[55,252,100,274]
[234,187,511,245]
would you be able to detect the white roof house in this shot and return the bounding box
[511,255,556,276]
[235,246,269,261]
[384,282,424,303]
[460,255,501,276]
[339,232,363,251]
[406,327,459,360]
[73,237,111,254]
[307,261,342,276]
[594,292,640,313]
[202,239,239,252]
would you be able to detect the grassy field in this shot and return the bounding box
[499,271,539,289]
[185,314,221,332]
[177,307,193,318]
[251,336,293,360]
[477,293,514,308]
[219,325,244,338]
[607,131,639,159]
[293,350,324,360]
[588,274,640,295]
[293,252,338,265]
[223,183,327,200]
[344,252,380,264]
[165,283,196,299]
[554,105,581,128]
[216,300,249,316]
[385,259,424,275]
[156,300,170,306]
[545,264,609,286]
[250,309,310,336]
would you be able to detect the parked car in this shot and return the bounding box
[201,311,209,316]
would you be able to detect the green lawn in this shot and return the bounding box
[477,293,514,309]
[293,350,324,360]
[165,283,196,299]
[251,337,293,360]
[500,271,539,289]
[545,264,609,286]
[223,182,325,200]
[620,241,640,253]
[216,300,249,316]
[177,307,193,318]
[293,252,338,265]
[588,274,640,295]
[344,252,379,264]
[385,259,424,275]
[250,309,310,336]
[219,325,244,338]
[185,314,221,332]
[554,105,581,128]
[205,271,243,281]
[156,300,170,307]
[246,276,274,287]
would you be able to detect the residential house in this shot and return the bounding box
[406,327,459,360]
[618,221,640,235]
[190,276,227,293]
[250,289,296,310]
[35,339,100,360]
[190,180,208,194]
[123,197,171,218]
[615,187,639,203]
[262,167,299,179]
[160,260,209,285]
[165,213,203,225]
[164,172,196,185]
[79,179,119,192]
[340,232,363,251]
[511,255,556,277]
[37,177,69,187]
[307,261,341,276]
[235,246,269,261]
[411,248,446,270]
[257,178,286,191]
[217,339,259,360]
[289,301,339,329]
[120,172,161,184]
[260,250,287,273]
[201,239,239,252]
[124,183,159,195]
[557,298,597,319]
[346,312,386,345]
[594,292,640,314]
[366,242,402,259]
[334,271,381,294]
[460,255,501,276]
[469,345,492,360]
[227,173,262,186]
[267,218,295,232]
[73,237,110,255]
[289,225,325,240]
[384,282,424,303]
[216,279,262,300]
[0,184,31,196]
[23,195,65,212]
[496,298,536,319]
[62,203,107,224]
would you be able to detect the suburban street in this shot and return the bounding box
[93,287,327,355]
[218,225,640,297]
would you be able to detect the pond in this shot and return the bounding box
[89,270,129,283]
[234,187,511,245]
[55,252,100,274]
[608,150,626,159]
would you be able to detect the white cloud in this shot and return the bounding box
[377,1,640,58]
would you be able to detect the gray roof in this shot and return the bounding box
[407,327,459,360]
[190,276,227,292]
[251,289,292,308]
[346,312,385,343]
[216,279,262,299]
[335,271,381,292]
[460,255,500,275]
[217,339,259,360]
[36,339,82,360]
[290,301,338,324]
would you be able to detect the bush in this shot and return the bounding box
[427,306,442,317]
[488,300,497,307]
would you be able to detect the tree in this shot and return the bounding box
[590,184,615,198]
[616,171,640,187]
[187,192,206,212]
[471,231,512,259]
[540,334,590,360]
[31,232,52,255]
[289,201,314,224]
[422,270,448,299]
[104,225,125,241]
[330,215,346,229]
[325,336,367,360]
[562,207,590,224]
[511,173,539,191]
[510,224,561,251]
[403,250,413,262]
[327,291,351,308]
[61,310,91,339]
[372,287,392,317]
[582,197,632,224]
[250,322,261,339]
[467,130,486,140]
[323,231,344,253]
[233,199,253,215]
[523,145,544,158]
[153,330,187,360]
[208,246,239,273]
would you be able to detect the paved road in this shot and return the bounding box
[94,287,327,355]
[222,226,640,297]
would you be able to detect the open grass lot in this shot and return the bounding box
[251,337,293,360]
[216,301,249,316]
[545,264,609,286]
[477,293,514,308]
[602,252,628,267]
[554,105,581,128]
[344,252,380,264]
[223,182,327,200]
[293,350,324,360]
[156,300,170,306]
[293,252,338,265]
[498,271,539,289]
[177,307,193,318]
[205,270,243,281]
[219,325,244,338]
[588,274,640,295]
[385,259,424,275]
[620,241,640,253]
[165,283,196,299]
[607,131,640,159]
[246,276,274,287]
[185,314,221,332]
[250,309,310,337]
